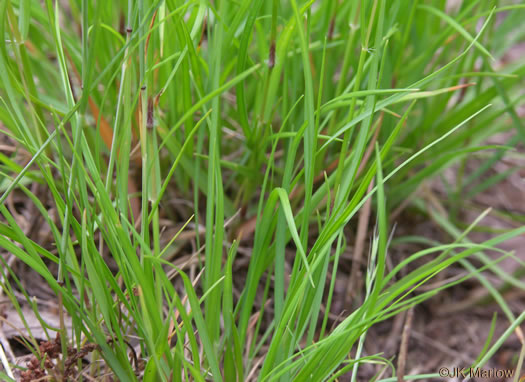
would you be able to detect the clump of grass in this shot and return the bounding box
[0,0,524,381]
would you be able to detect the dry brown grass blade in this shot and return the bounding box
[397,307,414,382]
[345,179,374,307]
[442,82,476,92]
[87,98,114,150]
[343,113,383,306]
[144,9,158,60]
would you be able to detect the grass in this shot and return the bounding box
[0,0,524,381]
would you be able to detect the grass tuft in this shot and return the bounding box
[0,1,524,380]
